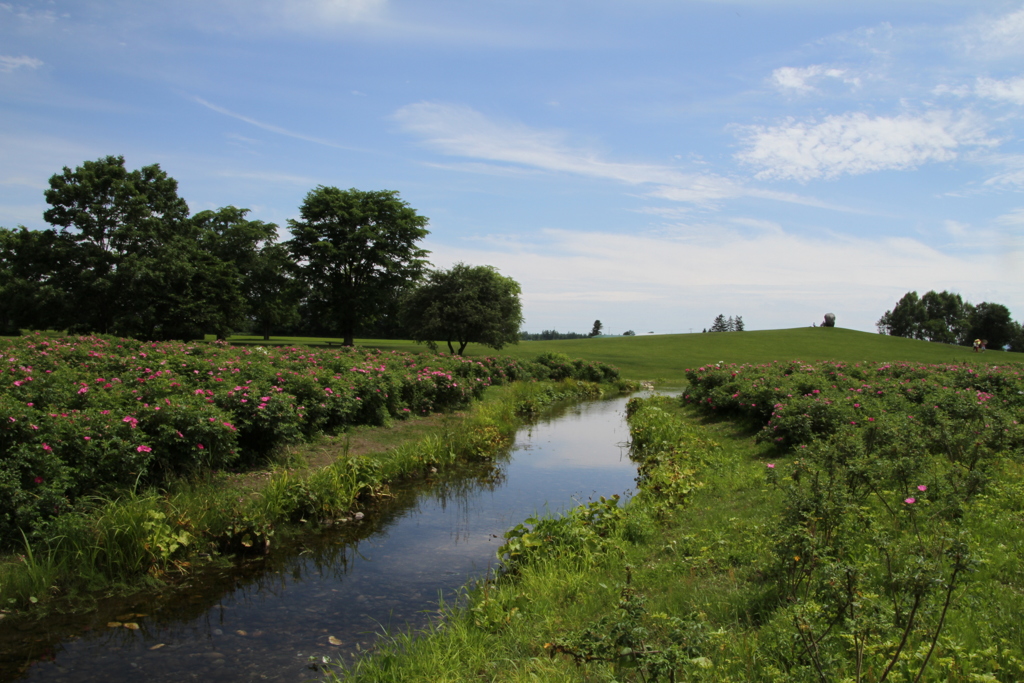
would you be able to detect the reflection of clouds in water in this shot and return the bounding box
[514,399,633,470]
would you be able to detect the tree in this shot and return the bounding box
[1008,321,1024,354]
[967,302,1015,350]
[877,291,925,339]
[734,315,745,331]
[42,155,206,338]
[0,226,65,333]
[878,290,997,347]
[590,320,603,337]
[623,330,636,336]
[403,263,523,355]
[247,243,302,340]
[710,314,728,332]
[287,187,430,346]
[919,290,971,344]
[193,206,282,339]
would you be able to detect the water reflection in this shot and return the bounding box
[1,394,639,682]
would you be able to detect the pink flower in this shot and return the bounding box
[41,442,51,451]
[137,445,152,453]
[197,443,204,450]
[917,485,927,492]
[766,463,775,469]
[83,436,91,441]
[905,497,916,505]
[33,476,43,484]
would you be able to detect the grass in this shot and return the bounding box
[222,327,1021,382]
[329,393,1024,682]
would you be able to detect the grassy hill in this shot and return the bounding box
[225,327,1022,382]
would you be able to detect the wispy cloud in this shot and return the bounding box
[0,55,43,73]
[193,96,357,150]
[975,76,1024,104]
[736,111,995,181]
[981,153,1024,189]
[395,101,852,209]
[771,65,859,93]
[964,6,1024,59]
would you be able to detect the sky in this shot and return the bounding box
[2,0,1024,336]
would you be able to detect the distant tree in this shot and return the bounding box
[877,292,925,339]
[590,320,603,337]
[247,243,302,340]
[1008,321,1024,353]
[919,290,971,344]
[622,330,636,336]
[403,263,523,355]
[879,290,988,347]
[710,314,729,332]
[734,315,745,331]
[520,330,589,341]
[192,206,281,339]
[726,316,735,332]
[967,302,1015,350]
[287,187,430,346]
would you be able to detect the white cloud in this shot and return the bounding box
[771,65,859,93]
[425,222,1022,334]
[736,111,995,181]
[0,55,43,73]
[395,101,855,209]
[975,76,1024,104]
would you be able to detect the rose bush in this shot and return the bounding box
[0,334,622,545]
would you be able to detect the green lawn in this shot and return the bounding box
[225,327,1021,382]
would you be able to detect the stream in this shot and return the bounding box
[1,392,646,682]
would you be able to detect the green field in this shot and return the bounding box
[225,327,1021,381]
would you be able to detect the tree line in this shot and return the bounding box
[0,156,523,353]
[877,290,1022,351]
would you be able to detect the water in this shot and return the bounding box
[1,393,641,682]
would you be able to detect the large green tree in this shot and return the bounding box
[403,263,523,355]
[286,187,430,346]
[42,155,198,337]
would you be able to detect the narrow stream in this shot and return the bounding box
[2,393,644,682]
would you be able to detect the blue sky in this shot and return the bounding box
[2,0,1023,335]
